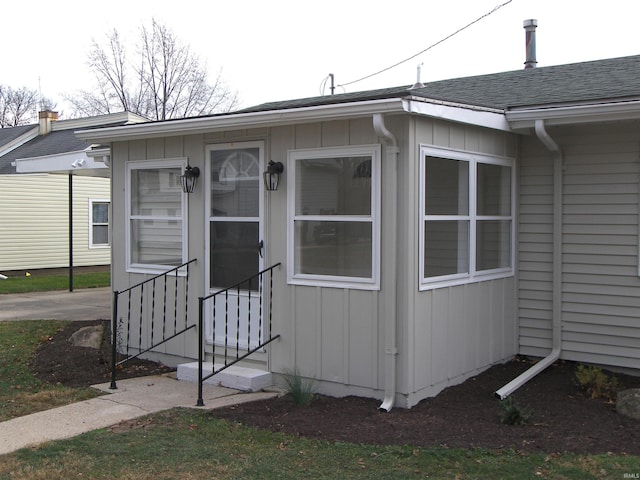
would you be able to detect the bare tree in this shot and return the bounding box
[0,86,54,127]
[65,19,238,120]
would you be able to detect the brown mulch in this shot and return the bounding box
[30,320,173,388]
[30,320,640,454]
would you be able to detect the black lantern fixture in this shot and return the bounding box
[263,160,284,191]
[180,165,200,194]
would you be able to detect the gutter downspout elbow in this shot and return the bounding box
[373,113,399,412]
[495,119,563,400]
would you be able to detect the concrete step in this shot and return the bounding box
[177,361,273,392]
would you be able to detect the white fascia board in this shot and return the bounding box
[75,99,407,143]
[14,149,109,177]
[402,97,511,132]
[507,100,640,130]
[51,111,148,132]
[0,126,39,157]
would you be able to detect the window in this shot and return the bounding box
[126,159,187,272]
[288,145,380,289]
[420,146,513,288]
[89,199,110,248]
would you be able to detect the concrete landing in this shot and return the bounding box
[177,362,274,392]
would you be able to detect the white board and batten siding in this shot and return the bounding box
[0,174,110,271]
[518,123,640,371]
[405,118,518,407]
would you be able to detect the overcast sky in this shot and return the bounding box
[3,0,639,115]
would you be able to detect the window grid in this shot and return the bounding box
[420,146,514,289]
[287,145,381,290]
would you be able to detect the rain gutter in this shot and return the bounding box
[495,119,563,399]
[373,113,399,412]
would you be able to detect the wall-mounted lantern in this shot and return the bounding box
[180,165,200,193]
[263,160,284,191]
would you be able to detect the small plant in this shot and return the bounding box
[281,368,317,406]
[499,396,533,426]
[575,364,620,401]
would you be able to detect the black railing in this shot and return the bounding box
[197,263,281,406]
[110,259,197,389]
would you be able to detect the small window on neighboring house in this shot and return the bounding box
[288,145,381,290]
[126,159,187,273]
[89,200,110,248]
[420,146,514,289]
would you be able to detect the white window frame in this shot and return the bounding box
[88,199,110,248]
[287,144,381,290]
[419,145,515,290]
[125,158,189,274]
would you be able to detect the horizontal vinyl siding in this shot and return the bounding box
[518,143,554,355]
[518,123,640,367]
[0,174,110,271]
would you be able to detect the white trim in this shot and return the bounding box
[419,145,515,291]
[204,140,266,345]
[76,100,407,143]
[507,100,640,130]
[88,198,110,249]
[287,144,381,290]
[14,149,109,177]
[125,158,188,274]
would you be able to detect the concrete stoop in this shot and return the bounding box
[177,362,273,392]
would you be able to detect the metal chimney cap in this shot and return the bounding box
[523,19,538,28]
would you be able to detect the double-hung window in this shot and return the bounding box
[89,199,110,248]
[420,146,513,289]
[126,159,187,273]
[288,145,381,290]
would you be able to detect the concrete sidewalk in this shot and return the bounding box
[0,288,280,455]
[0,374,280,455]
[0,287,111,321]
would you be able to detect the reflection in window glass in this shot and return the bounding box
[424,221,469,277]
[294,221,372,278]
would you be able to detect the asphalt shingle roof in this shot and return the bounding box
[238,54,640,113]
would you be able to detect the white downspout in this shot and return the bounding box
[495,119,563,399]
[373,113,399,412]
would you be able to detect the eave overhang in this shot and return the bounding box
[75,96,515,144]
[507,99,640,131]
[14,148,110,178]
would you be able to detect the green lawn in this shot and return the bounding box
[0,320,101,422]
[0,291,638,478]
[1,408,638,479]
[0,271,110,294]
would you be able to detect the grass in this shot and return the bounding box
[0,320,101,422]
[0,408,638,479]
[0,271,110,294]
[0,320,638,478]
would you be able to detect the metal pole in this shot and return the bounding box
[68,174,74,292]
[110,290,119,389]
[197,296,204,406]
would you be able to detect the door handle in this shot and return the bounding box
[258,240,264,258]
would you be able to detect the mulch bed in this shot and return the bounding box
[30,320,640,454]
[30,320,173,388]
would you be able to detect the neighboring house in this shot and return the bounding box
[77,53,640,409]
[0,111,146,273]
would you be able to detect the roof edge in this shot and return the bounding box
[507,99,640,129]
[75,99,407,143]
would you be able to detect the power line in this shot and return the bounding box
[337,0,514,89]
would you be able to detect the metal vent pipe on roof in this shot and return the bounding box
[524,19,538,69]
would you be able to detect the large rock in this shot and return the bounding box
[617,388,640,421]
[69,325,104,350]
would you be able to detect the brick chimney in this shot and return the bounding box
[38,110,58,135]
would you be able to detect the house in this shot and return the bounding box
[76,52,640,409]
[0,111,145,274]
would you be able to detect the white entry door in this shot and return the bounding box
[206,142,264,348]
